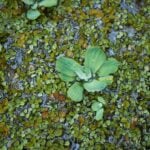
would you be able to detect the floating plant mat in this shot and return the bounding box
[0,0,149,149]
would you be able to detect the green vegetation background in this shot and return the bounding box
[0,0,149,149]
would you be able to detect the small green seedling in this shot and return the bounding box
[56,46,120,102]
[91,97,106,120]
[22,0,58,20]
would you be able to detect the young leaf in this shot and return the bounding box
[67,82,83,102]
[97,58,120,76]
[22,0,34,5]
[75,66,91,81]
[58,73,75,82]
[31,3,38,9]
[56,57,81,77]
[83,80,107,92]
[95,108,104,120]
[27,9,41,20]
[39,0,58,7]
[97,97,106,105]
[84,47,106,74]
[98,76,113,85]
[91,102,103,111]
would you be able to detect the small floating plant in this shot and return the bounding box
[56,46,120,120]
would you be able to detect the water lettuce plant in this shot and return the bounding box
[91,97,106,120]
[22,0,58,20]
[56,46,120,102]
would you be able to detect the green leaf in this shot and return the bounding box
[83,80,107,92]
[98,76,113,85]
[67,82,84,102]
[26,9,41,20]
[75,66,91,81]
[97,58,120,76]
[39,0,58,7]
[91,102,103,111]
[58,73,75,82]
[84,47,106,74]
[22,0,34,5]
[97,97,106,105]
[56,57,81,77]
[95,108,104,120]
[31,3,38,9]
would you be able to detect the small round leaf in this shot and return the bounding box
[27,9,41,20]
[67,82,84,102]
[91,102,103,111]
[95,108,104,120]
[97,97,106,105]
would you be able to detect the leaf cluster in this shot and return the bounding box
[56,46,120,102]
[22,0,58,20]
[91,97,106,120]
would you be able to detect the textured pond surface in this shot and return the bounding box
[0,0,149,149]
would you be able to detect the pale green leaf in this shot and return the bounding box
[27,9,41,20]
[75,66,91,81]
[97,58,120,76]
[31,3,38,9]
[91,102,103,111]
[39,0,58,7]
[95,108,104,120]
[67,82,83,102]
[83,80,107,92]
[84,47,106,74]
[59,73,75,82]
[56,57,81,77]
[22,0,34,5]
[98,76,113,85]
[97,97,106,105]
